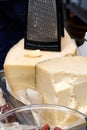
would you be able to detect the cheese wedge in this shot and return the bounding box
[36,56,87,114]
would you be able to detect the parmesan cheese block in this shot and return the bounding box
[4,31,77,92]
[36,57,87,114]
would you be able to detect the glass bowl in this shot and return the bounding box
[0,104,87,130]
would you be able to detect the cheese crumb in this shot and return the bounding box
[24,49,42,57]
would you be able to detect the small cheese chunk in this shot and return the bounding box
[25,49,42,57]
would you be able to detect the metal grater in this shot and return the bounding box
[24,0,64,51]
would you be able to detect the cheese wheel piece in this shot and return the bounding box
[4,31,77,92]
